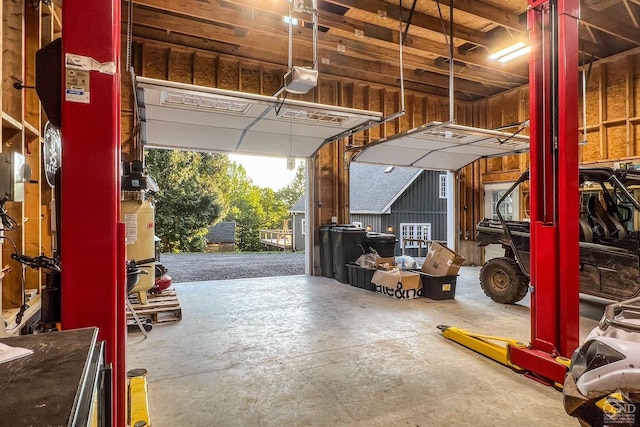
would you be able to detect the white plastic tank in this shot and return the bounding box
[121,197,155,302]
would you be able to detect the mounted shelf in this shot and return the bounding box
[2,111,22,132]
[23,121,39,139]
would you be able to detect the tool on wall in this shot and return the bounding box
[11,253,60,332]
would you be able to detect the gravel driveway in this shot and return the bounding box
[159,252,306,282]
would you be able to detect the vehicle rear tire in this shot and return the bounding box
[480,257,529,304]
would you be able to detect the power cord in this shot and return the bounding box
[0,235,29,332]
[0,198,18,231]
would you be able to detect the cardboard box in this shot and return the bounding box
[375,256,396,270]
[371,269,421,290]
[375,284,422,299]
[421,242,465,276]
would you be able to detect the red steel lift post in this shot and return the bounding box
[507,0,581,385]
[61,1,126,425]
[439,0,581,386]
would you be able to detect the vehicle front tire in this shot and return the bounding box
[480,257,529,304]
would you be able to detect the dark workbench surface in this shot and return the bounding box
[0,327,99,427]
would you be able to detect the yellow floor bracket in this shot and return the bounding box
[437,325,526,371]
[129,375,152,427]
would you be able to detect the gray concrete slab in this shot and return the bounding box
[127,266,602,426]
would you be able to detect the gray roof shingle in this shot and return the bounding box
[206,221,236,243]
[290,163,422,214]
[349,163,422,213]
[290,197,305,213]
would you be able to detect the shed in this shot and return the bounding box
[205,221,236,253]
[291,163,448,256]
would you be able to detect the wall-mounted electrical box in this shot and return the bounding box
[0,152,31,202]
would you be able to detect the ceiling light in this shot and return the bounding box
[488,41,529,62]
[497,46,530,63]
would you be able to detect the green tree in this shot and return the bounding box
[145,149,229,252]
[277,162,305,209]
[231,185,265,252]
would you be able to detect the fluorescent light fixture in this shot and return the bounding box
[498,46,530,63]
[283,16,298,25]
[162,91,251,114]
[488,41,529,62]
[384,166,394,173]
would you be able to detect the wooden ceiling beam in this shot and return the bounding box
[452,0,524,31]
[581,5,640,45]
[323,0,495,47]
[322,27,525,88]
[132,31,479,101]
[623,0,640,28]
[131,8,500,97]
[579,37,609,59]
[131,0,529,80]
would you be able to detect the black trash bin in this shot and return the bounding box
[331,226,367,283]
[319,224,336,278]
[366,232,398,257]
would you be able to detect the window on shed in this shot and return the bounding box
[439,175,447,199]
[400,223,431,248]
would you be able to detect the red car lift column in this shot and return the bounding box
[508,0,581,384]
[61,1,125,425]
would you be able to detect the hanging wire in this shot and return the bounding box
[398,0,405,113]
[312,0,318,70]
[289,109,294,163]
[435,0,455,121]
[435,0,450,49]
[288,0,293,70]
[126,0,134,71]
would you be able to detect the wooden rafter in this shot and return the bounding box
[581,5,640,45]
[126,0,640,100]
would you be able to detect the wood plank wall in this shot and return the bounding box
[461,47,640,263]
[0,0,56,309]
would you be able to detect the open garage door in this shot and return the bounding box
[354,121,530,171]
[136,77,383,157]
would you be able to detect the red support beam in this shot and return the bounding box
[510,0,580,384]
[61,1,125,425]
[556,0,581,357]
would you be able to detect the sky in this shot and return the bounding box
[229,154,302,191]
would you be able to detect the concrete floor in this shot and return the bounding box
[127,266,603,426]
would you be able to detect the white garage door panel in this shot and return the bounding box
[143,104,267,130]
[413,151,481,170]
[443,144,507,156]
[145,121,241,152]
[136,77,383,158]
[355,144,432,166]
[354,121,529,171]
[383,137,457,151]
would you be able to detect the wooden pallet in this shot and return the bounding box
[127,289,182,323]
